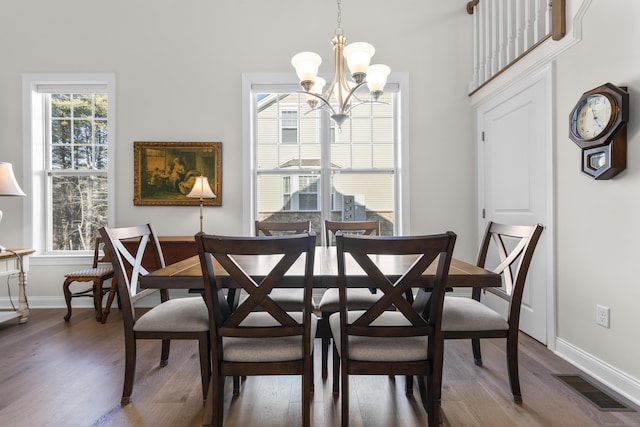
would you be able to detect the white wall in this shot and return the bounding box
[553,0,640,395]
[0,2,475,291]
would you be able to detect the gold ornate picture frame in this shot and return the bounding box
[133,141,222,206]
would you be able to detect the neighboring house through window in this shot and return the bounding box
[23,74,115,256]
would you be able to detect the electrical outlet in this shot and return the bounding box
[596,305,610,328]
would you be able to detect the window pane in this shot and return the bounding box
[51,146,72,169]
[51,175,108,251]
[52,120,71,144]
[256,174,321,232]
[51,94,71,117]
[331,172,395,235]
[73,119,92,144]
[72,94,93,118]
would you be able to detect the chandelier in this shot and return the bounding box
[290,0,391,129]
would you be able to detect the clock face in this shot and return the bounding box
[571,94,614,140]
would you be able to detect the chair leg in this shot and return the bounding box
[322,336,330,379]
[303,357,312,427]
[101,279,117,324]
[93,280,104,322]
[506,333,522,402]
[471,337,483,366]
[332,344,340,395]
[160,339,170,367]
[340,357,349,427]
[233,376,240,395]
[122,335,137,405]
[199,333,211,402]
[405,375,413,395]
[63,278,73,321]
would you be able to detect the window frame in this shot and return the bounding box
[242,73,410,239]
[22,73,116,263]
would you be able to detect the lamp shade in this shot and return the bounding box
[0,162,26,196]
[186,176,216,199]
[291,52,322,83]
[343,42,375,75]
[366,64,391,93]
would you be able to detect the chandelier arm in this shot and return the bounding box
[339,81,368,113]
[304,92,337,115]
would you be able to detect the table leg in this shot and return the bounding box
[17,270,29,323]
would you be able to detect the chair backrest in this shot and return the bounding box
[99,224,167,327]
[92,237,108,268]
[324,220,380,247]
[196,232,316,357]
[255,220,311,237]
[475,221,544,323]
[336,232,456,341]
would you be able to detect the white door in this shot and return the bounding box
[477,66,553,345]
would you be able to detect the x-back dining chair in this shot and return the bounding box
[196,232,317,427]
[442,221,543,402]
[100,223,210,405]
[330,231,457,427]
[254,220,315,311]
[318,219,382,379]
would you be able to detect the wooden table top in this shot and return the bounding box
[0,249,35,261]
[141,247,501,290]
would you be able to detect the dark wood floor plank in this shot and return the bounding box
[1,309,639,427]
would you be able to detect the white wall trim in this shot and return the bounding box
[555,337,640,407]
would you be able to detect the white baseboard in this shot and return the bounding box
[554,337,640,407]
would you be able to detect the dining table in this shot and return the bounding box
[140,246,502,290]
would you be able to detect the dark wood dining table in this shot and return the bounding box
[141,246,501,290]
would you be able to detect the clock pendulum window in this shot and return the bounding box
[569,83,629,180]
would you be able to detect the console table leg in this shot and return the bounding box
[17,270,29,323]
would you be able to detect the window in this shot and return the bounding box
[23,74,115,255]
[245,74,409,244]
[280,109,298,143]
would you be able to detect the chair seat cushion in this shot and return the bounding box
[318,288,382,312]
[223,312,318,362]
[329,311,429,362]
[65,267,113,278]
[442,296,509,332]
[134,297,209,333]
[242,288,317,311]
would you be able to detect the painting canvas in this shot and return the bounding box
[133,141,222,206]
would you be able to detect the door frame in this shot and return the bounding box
[476,63,556,349]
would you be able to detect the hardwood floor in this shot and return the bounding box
[1,308,638,427]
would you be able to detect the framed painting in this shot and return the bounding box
[133,141,222,206]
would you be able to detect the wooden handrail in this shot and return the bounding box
[466,0,479,15]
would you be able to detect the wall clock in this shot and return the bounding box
[569,83,629,179]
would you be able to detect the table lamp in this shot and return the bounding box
[0,162,26,252]
[186,176,216,233]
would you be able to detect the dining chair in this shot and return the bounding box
[196,232,317,427]
[330,231,456,427]
[442,221,543,402]
[99,224,210,405]
[254,220,315,311]
[318,219,382,379]
[63,237,114,322]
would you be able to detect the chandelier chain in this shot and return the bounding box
[335,0,343,36]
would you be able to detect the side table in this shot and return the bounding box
[0,249,35,324]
